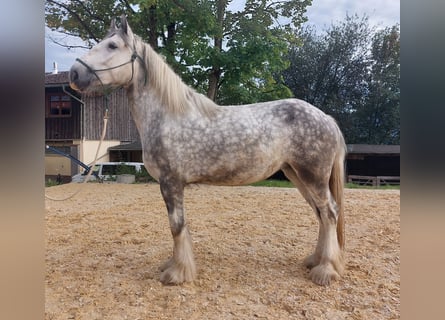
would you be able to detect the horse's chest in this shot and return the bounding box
[141,153,161,181]
[140,135,164,181]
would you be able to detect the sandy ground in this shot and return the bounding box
[45,183,399,319]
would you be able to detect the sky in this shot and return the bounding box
[44,0,400,72]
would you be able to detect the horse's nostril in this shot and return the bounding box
[70,69,79,82]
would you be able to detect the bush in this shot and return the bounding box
[135,166,155,183]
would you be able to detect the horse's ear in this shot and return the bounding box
[109,18,117,31]
[119,14,134,40]
[120,14,129,34]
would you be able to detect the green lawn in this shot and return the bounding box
[250,179,399,190]
[249,179,294,188]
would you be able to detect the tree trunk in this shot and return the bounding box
[148,5,158,49]
[207,67,221,101]
[207,0,227,101]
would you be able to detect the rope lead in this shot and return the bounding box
[45,110,109,201]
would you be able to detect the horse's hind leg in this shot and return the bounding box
[307,197,344,286]
[159,178,196,284]
[282,165,324,269]
[283,164,344,286]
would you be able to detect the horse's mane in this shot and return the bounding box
[136,36,219,118]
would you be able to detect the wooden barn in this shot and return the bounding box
[45,71,139,182]
[346,144,400,186]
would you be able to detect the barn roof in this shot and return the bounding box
[45,71,70,85]
[347,144,400,155]
[108,141,142,151]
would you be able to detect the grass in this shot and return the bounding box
[45,179,60,187]
[250,179,399,190]
[345,182,400,190]
[250,179,294,188]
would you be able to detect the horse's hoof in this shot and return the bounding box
[159,258,196,285]
[159,257,174,272]
[303,253,321,269]
[309,264,340,286]
[160,269,184,285]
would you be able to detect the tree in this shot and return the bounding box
[355,25,400,144]
[46,0,126,46]
[282,15,400,144]
[204,0,310,104]
[45,0,312,104]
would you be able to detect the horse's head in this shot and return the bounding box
[69,15,138,92]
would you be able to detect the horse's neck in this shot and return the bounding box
[127,88,162,132]
[128,40,218,124]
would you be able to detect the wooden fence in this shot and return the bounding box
[347,175,400,187]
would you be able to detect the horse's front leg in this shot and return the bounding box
[159,179,196,285]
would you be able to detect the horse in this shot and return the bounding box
[69,15,346,286]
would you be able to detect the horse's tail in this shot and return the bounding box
[330,129,346,250]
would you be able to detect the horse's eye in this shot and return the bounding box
[108,42,118,50]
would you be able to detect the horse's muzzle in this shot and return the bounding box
[69,62,93,92]
[69,69,80,91]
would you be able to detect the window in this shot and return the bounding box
[46,93,72,117]
[101,165,118,176]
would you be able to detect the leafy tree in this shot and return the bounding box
[282,15,371,140]
[45,0,311,104]
[205,0,310,104]
[282,15,400,144]
[46,0,127,46]
[355,25,400,144]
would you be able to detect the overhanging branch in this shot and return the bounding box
[47,35,90,50]
[46,0,100,42]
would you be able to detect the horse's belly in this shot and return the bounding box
[190,157,283,186]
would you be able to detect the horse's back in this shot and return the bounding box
[229,98,341,150]
[229,98,337,130]
[246,98,343,171]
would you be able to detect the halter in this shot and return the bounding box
[75,48,147,90]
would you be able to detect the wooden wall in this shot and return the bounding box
[45,88,81,140]
[82,88,139,141]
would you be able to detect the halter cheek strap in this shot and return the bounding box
[75,49,147,88]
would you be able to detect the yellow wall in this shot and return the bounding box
[79,140,121,166]
[45,140,121,177]
[45,155,71,176]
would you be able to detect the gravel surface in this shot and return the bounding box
[45,183,400,319]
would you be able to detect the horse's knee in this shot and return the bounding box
[160,179,186,236]
[168,211,185,237]
[315,203,338,225]
[327,195,339,221]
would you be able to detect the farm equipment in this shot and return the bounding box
[45,145,100,180]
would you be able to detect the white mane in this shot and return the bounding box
[137,36,218,117]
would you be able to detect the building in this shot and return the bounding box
[346,144,400,186]
[45,70,139,182]
[255,144,400,185]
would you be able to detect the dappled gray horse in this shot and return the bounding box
[69,15,346,286]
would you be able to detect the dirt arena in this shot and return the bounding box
[45,183,399,319]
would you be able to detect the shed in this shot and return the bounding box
[108,141,143,162]
[346,144,400,186]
